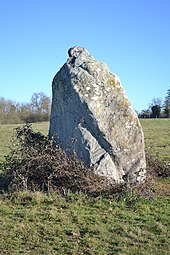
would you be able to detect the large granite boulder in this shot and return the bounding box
[49,46,146,184]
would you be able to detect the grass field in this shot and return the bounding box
[140,119,170,164]
[0,120,169,254]
[0,192,169,255]
[0,119,169,163]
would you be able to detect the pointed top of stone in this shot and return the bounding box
[68,46,89,58]
[67,46,90,67]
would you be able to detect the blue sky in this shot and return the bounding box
[0,0,170,111]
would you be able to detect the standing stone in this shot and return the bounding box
[49,46,146,184]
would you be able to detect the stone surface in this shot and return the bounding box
[49,46,146,184]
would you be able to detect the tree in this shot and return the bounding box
[163,88,170,118]
[138,108,151,118]
[151,105,161,118]
[150,97,162,118]
[19,102,33,123]
[31,92,51,121]
[0,92,51,124]
[150,97,162,107]
[0,97,22,124]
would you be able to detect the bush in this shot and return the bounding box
[146,151,170,178]
[2,124,167,198]
[0,124,122,196]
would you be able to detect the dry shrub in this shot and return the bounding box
[1,124,168,198]
[130,152,170,199]
[1,124,123,197]
[145,151,170,178]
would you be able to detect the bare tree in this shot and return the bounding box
[0,92,51,124]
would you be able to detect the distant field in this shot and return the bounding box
[140,119,170,164]
[0,119,169,164]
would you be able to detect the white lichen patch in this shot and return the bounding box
[91,95,98,101]
[124,95,129,100]
[74,85,80,92]
[94,90,101,96]
[93,84,99,88]
[106,87,111,92]
[86,86,91,90]
[125,121,132,129]
[96,102,101,108]
[115,83,121,88]
[97,68,101,74]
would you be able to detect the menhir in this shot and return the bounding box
[49,46,146,185]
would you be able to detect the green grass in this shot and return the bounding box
[0,192,169,255]
[0,120,169,254]
[140,119,170,163]
[0,119,169,163]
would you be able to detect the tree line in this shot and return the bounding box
[138,88,170,118]
[0,88,170,124]
[0,92,51,124]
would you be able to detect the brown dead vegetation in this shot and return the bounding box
[0,125,169,198]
